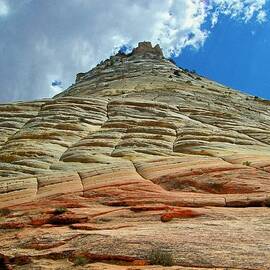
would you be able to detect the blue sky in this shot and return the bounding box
[177,11,270,99]
[0,0,269,102]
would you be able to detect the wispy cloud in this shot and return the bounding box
[207,0,267,24]
[0,0,268,102]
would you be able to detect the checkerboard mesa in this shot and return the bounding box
[1,42,270,269]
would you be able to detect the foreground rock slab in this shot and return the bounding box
[1,195,270,269]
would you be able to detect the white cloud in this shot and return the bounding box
[0,0,9,16]
[207,0,267,23]
[0,0,268,102]
[257,10,267,23]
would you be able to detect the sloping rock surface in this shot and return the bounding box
[0,42,270,269]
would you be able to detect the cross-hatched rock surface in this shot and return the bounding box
[0,42,270,270]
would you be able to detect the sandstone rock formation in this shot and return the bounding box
[0,41,270,269]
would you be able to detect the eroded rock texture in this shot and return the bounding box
[0,42,270,270]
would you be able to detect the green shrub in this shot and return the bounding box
[110,58,115,66]
[242,161,251,166]
[53,207,68,215]
[149,248,174,266]
[73,256,89,266]
[0,208,11,216]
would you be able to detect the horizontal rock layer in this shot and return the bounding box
[0,42,270,269]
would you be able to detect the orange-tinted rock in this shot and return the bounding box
[160,209,203,222]
[29,213,52,226]
[132,259,149,266]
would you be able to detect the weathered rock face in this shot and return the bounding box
[0,42,270,269]
[131,41,164,57]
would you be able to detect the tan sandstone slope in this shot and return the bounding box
[0,42,270,269]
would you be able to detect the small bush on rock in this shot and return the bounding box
[0,208,11,216]
[53,207,68,215]
[73,256,89,266]
[242,161,251,166]
[110,58,115,66]
[149,248,174,266]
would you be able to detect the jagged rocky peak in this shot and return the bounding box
[61,41,186,98]
[74,41,167,84]
[131,41,164,58]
